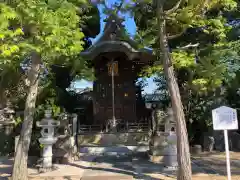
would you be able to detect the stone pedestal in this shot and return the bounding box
[148,132,169,163]
[42,144,53,168]
[191,145,202,155]
[163,132,177,168]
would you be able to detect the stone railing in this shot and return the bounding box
[120,122,150,132]
[78,124,103,133]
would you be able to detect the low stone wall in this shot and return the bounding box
[77,132,149,146]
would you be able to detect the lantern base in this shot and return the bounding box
[38,164,58,173]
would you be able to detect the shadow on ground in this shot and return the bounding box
[2,152,240,179]
[0,158,13,179]
[67,153,202,180]
[73,151,240,179]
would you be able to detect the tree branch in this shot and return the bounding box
[97,0,124,13]
[177,43,199,49]
[165,0,183,15]
[116,1,124,13]
[167,28,186,40]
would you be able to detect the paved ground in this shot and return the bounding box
[1,152,240,179]
[191,151,240,180]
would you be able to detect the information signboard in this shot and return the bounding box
[212,106,238,180]
[212,106,238,130]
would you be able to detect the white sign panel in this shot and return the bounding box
[212,106,238,130]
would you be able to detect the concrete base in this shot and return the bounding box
[38,165,58,173]
[163,155,178,167]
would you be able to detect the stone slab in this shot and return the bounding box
[28,176,81,180]
[81,176,134,180]
[79,145,148,156]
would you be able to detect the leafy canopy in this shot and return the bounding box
[127,0,239,91]
[0,0,90,66]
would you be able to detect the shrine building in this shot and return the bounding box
[80,15,154,132]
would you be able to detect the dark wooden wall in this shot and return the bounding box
[92,52,137,125]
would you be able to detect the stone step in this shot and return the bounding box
[29,176,134,180]
[79,145,149,156]
[81,176,134,180]
[28,176,81,180]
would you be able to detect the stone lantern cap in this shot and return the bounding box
[0,106,15,125]
[36,119,60,128]
[36,109,60,128]
[36,109,60,145]
[4,107,15,114]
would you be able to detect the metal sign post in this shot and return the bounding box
[212,106,238,180]
[224,129,231,180]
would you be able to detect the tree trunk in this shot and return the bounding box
[12,52,41,180]
[157,2,192,180]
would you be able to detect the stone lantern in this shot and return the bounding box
[36,109,60,170]
[163,107,178,168]
[0,102,15,135]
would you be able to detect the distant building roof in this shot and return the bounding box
[144,94,163,102]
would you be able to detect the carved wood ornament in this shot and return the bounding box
[107,61,119,76]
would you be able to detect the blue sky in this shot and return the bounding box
[74,0,157,93]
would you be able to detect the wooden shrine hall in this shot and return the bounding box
[80,15,153,131]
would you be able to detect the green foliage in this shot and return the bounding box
[0,0,97,111]
[127,0,240,144]
[0,0,89,67]
[172,50,196,68]
[0,1,98,112]
[0,3,23,63]
[35,74,63,119]
[14,116,23,126]
[0,0,97,158]
[129,0,239,91]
